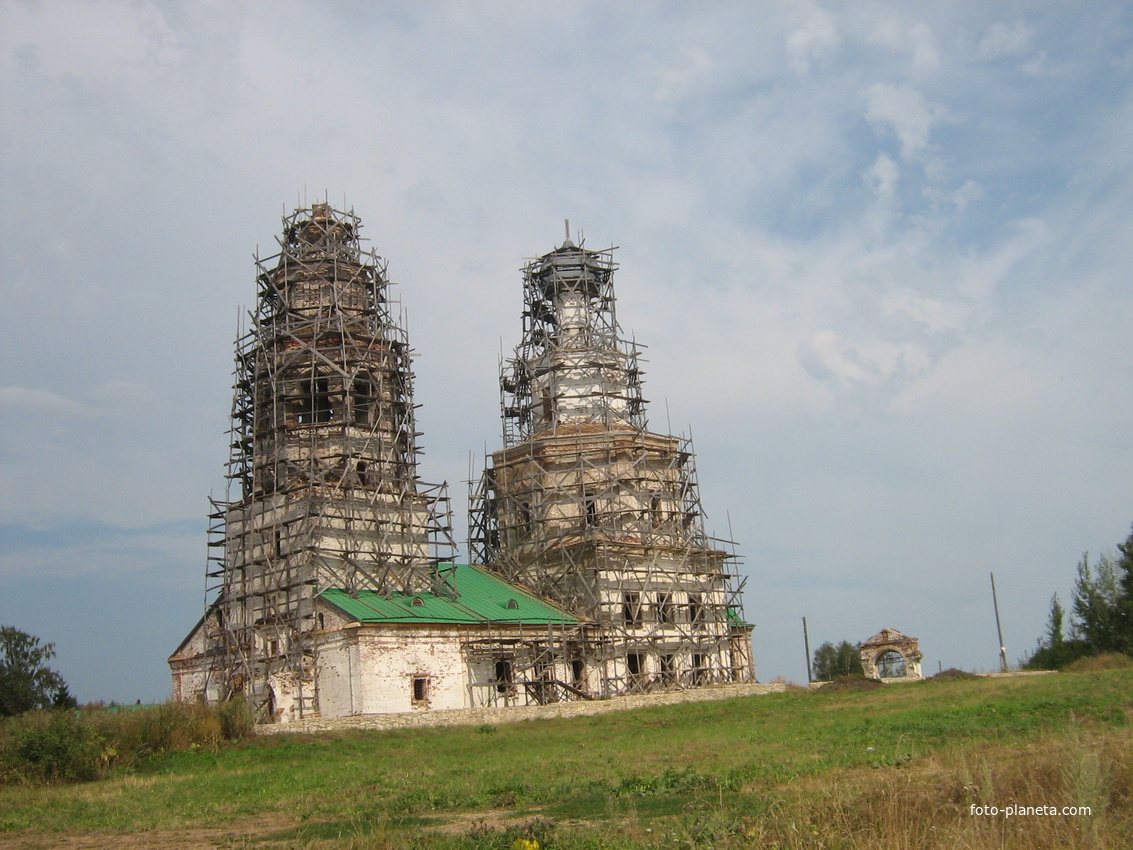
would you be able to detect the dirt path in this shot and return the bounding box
[0,813,297,850]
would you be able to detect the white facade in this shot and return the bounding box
[171,565,584,721]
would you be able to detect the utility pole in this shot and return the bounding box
[991,572,1008,673]
[802,616,813,684]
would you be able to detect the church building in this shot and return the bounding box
[170,203,752,721]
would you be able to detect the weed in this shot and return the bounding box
[0,710,108,783]
[1065,652,1133,672]
[0,698,254,786]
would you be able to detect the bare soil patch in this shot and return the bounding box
[0,812,297,850]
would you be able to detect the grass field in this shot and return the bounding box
[1,669,1131,849]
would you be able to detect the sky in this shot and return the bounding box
[1,1,1131,703]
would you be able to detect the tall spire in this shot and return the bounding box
[206,202,453,715]
[472,231,754,697]
[499,241,646,445]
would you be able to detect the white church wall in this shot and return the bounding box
[337,626,468,715]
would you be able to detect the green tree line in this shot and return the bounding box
[811,640,864,681]
[1025,525,1133,669]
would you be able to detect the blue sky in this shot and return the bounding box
[1,1,1131,702]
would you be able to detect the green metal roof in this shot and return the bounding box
[320,564,580,626]
[727,606,755,629]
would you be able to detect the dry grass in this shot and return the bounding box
[1064,652,1133,672]
[668,726,1133,850]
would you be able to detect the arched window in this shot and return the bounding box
[877,650,907,678]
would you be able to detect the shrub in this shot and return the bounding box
[0,710,109,784]
[96,701,223,762]
[0,699,255,785]
[217,696,255,740]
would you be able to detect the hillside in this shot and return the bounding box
[2,670,1130,849]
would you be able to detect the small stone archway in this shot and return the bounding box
[860,628,923,681]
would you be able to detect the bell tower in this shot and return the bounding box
[206,202,453,717]
[471,235,753,697]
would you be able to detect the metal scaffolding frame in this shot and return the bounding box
[204,202,454,718]
[470,236,754,698]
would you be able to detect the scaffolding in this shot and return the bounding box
[459,617,595,708]
[204,203,454,718]
[470,236,754,697]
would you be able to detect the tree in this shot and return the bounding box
[1025,525,1133,669]
[1071,552,1123,653]
[812,640,864,681]
[0,626,75,716]
[1024,594,1085,670]
[1116,526,1133,654]
[1046,593,1065,649]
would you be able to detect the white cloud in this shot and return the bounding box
[954,217,1049,302]
[977,20,1033,61]
[865,83,941,160]
[950,179,983,211]
[652,46,713,104]
[869,19,940,71]
[797,327,872,387]
[866,152,900,200]
[786,9,839,75]
[0,386,87,416]
[878,288,967,336]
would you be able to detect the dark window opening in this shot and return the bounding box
[353,378,372,425]
[532,660,553,703]
[494,659,514,694]
[660,654,676,684]
[412,677,429,703]
[627,652,645,677]
[297,377,331,424]
[650,493,663,529]
[656,592,675,624]
[688,593,704,629]
[356,459,369,487]
[692,653,707,685]
[623,592,642,626]
[571,658,586,686]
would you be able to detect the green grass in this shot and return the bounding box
[1,670,1131,848]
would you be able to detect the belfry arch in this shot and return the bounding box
[860,628,923,681]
